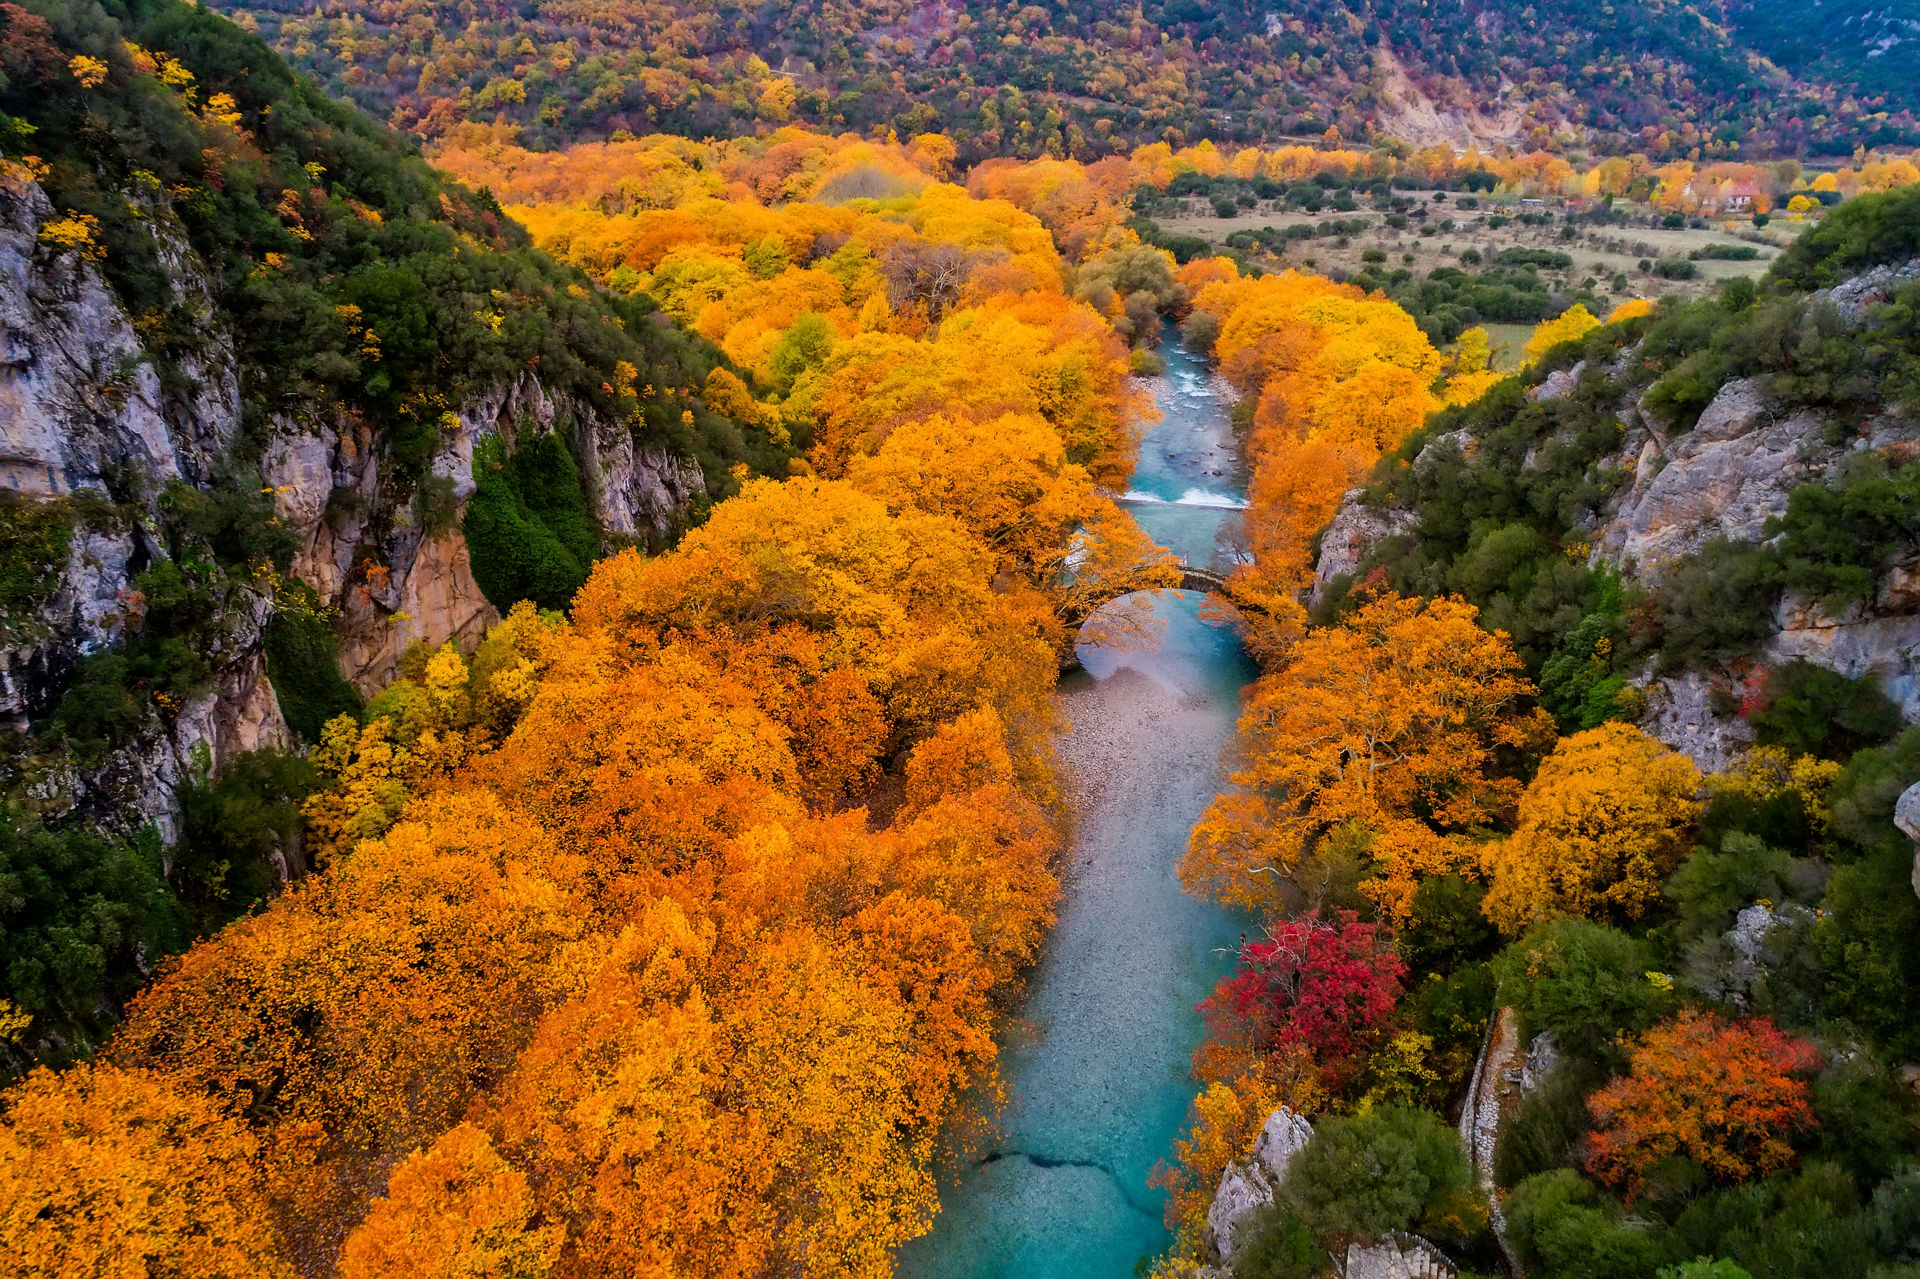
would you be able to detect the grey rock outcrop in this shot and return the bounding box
[258,367,706,693]
[1207,1106,1315,1263]
[1530,360,1585,404]
[1635,669,1754,773]
[0,186,238,500]
[1594,379,1835,579]
[2,172,710,826]
[1312,491,1418,602]
[1769,583,1920,720]
[1826,257,1920,323]
[1896,782,1920,900]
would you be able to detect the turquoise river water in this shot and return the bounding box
[897,335,1256,1277]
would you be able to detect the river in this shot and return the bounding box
[897,334,1256,1278]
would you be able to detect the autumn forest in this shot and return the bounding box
[4,1,1920,1277]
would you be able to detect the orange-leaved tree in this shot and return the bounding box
[1586,1011,1822,1196]
[1179,263,1446,621]
[1481,723,1702,934]
[339,1124,562,1279]
[0,1062,293,1278]
[1184,593,1550,919]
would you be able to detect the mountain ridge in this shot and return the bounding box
[213,0,1918,159]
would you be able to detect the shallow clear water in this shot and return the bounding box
[896,335,1253,1279]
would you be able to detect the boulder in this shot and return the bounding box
[1529,360,1584,404]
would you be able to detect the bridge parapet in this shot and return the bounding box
[1173,561,1231,594]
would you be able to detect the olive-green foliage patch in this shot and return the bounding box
[462,431,600,612]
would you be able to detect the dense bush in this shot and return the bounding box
[171,749,316,934]
[263,583,362,744]
[1746,661,1900,759]
[0,814,183,1062]
[1493,919,1673,1059]
[1504,1169,1670,1279]
[462,431,601,612]
[1237,1105,1488,1272]
[1495,1061,1603,1189]
[1347,262,1563,344]
[1771,184,1920,289]
[0,495,76,636]
[1769,454,1920,607]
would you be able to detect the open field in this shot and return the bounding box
[1157,190,1806,319]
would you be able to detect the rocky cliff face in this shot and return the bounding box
[1310,282,1920,771]
[258,369,703,694]
[1591,378,1838,580]
[1,177,706,832]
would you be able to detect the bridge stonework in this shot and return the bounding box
[1174,564,1230,594]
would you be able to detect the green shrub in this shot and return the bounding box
[1496,247,1575,270]
[1826,724,1920,856]
[1280,1105,1484,1252]
[1232,1207,1326,1279]
[1808,1053,1920,1188]
[171,748,316,933]
[1505,1169,1671,1279]
[1666,833,1797,944]
[1649,539,1779,672]
[1493,919,1673,1059]
[1495,1061,1603,1189]
[263,583,361,743]
[463,431,601,612]
[1181,310,1221,355]
[1769,455,1920,609]
[1653,258,1700,280]
[1770,185,1920,290]
[1670,1163,1879,1279]
[0,811,184,1058]
[0,495,75,637]
[1816,846,1920,1058]
[1401,876,1500,979]
[1657,1260,1753,1279]
[1747,661,1900,759]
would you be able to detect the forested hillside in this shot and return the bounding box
[1151,188,1920,1278]
[211,0,1910,160]
[0,0,777,1064]
[1725,0,1920,117]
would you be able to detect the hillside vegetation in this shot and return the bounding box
[4,1,1920,1272]
[210,0,1912,159]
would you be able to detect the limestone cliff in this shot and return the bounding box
[1,175,709,832]
[1309,261,1920,772]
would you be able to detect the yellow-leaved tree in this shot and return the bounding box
[1481,722,1703,933]
[1183,593,1552,920]
[1522,302,1601,364]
